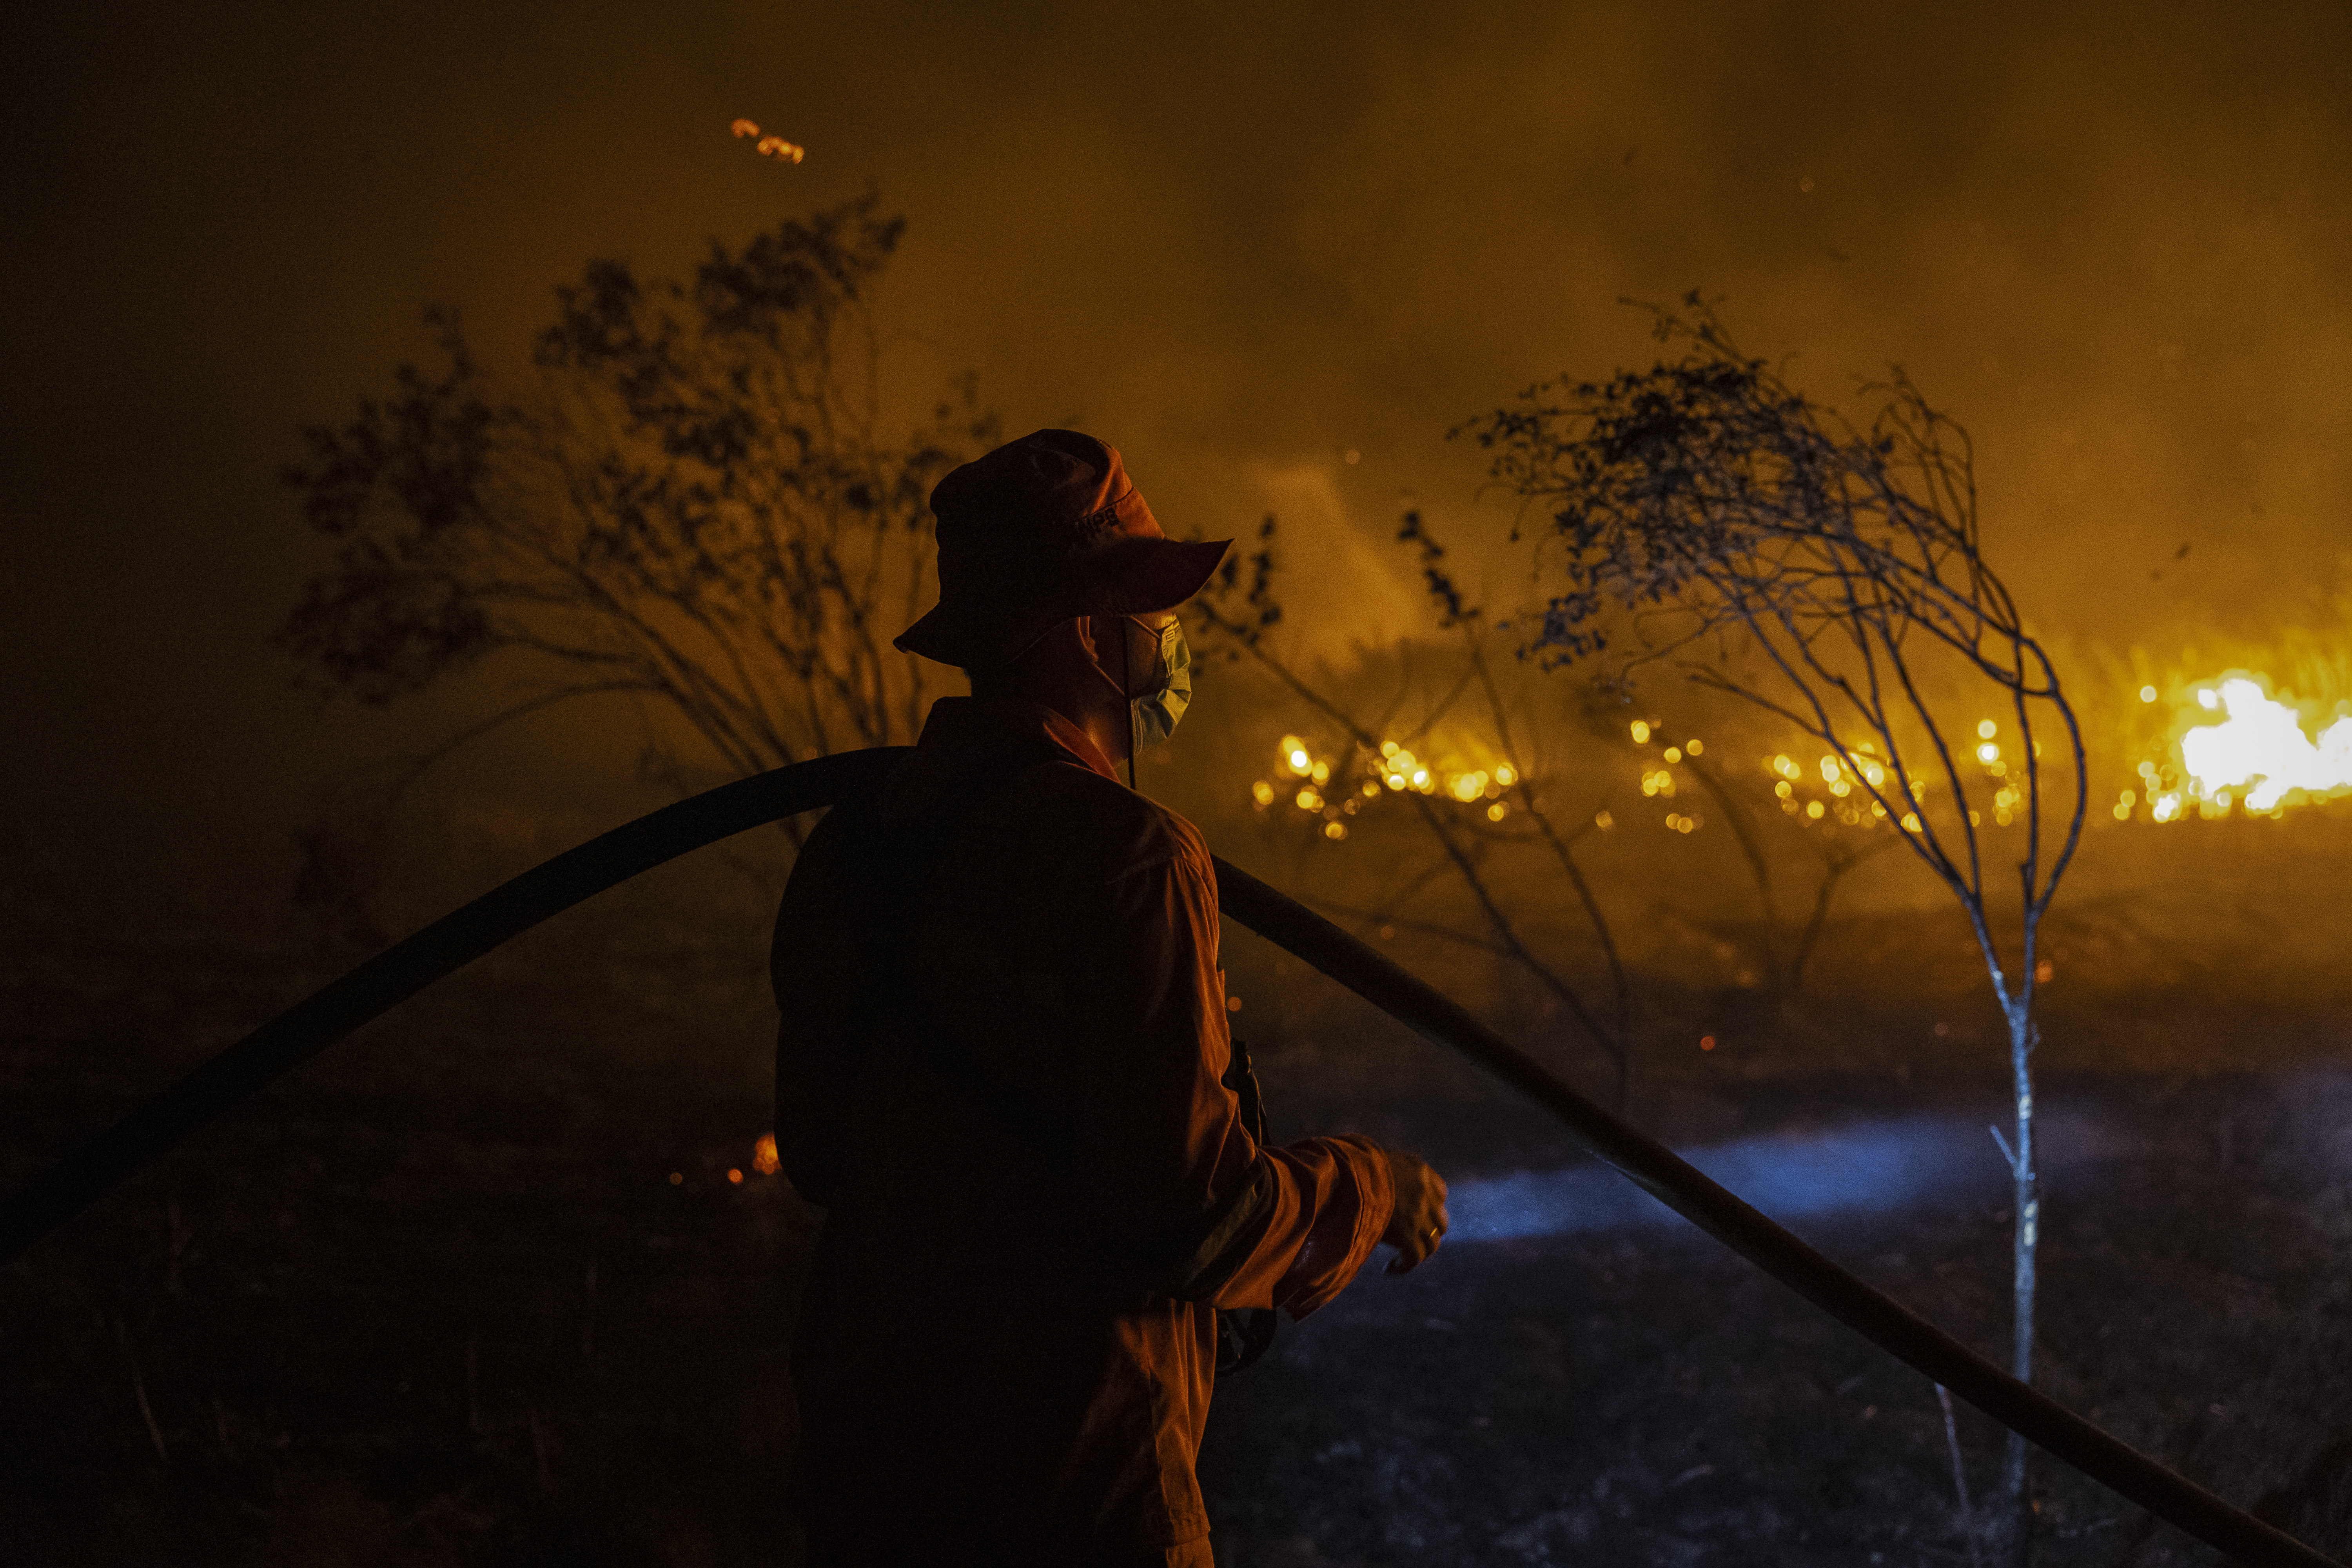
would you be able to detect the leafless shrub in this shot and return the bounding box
[1455,296,2089,1564]
[280,196,996,851]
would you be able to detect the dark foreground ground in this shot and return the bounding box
[1203,1063,2352,1568]
[3,890,2349,1567]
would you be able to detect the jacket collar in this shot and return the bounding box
[883,697,1120,820]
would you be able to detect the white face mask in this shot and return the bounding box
[1091,615,1194,753]
[1129,619,1192,750]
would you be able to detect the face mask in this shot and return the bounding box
[1090,615,1193,753]
[1129,619,1192,750]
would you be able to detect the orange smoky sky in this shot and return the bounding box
[2,0,2346,902]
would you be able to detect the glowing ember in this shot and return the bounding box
[1247,731,1522,835]
[2176,677,2352,813]
[730,118,807,163]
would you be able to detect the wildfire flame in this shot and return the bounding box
[1247,662,2351,849]
[1250,733,1516,843]
[2173,678,2352,814]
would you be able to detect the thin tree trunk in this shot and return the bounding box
[1786,837,1897,997]
[1679,754,1780,984]
[2001,999,2040,1567]
[1788,857,1847,1000]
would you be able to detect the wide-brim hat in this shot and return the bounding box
[895,429,1230,670]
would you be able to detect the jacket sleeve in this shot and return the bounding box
[1063,840,1395,1320]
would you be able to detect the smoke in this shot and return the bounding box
[4,0,2347,898]
[871,0,2352,659]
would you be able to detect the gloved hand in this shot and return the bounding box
[1379,1147,1450,1273]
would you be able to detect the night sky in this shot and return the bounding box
[5,0,2347,905]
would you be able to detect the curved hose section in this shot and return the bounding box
[1212,861,2331,1568]
[0,746,906,1266]
[0,747,2329,1566]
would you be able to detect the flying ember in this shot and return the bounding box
[729,118,806,163]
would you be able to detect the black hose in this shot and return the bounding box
[1212,860,2333,1568]
[0,747,904,1265]
[0,748,2331,1566]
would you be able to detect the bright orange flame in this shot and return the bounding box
[2178,677,2352,812]
[752,1134,780,1176]
[730,118,761,139]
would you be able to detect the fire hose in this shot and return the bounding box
[0,746,2331,1567]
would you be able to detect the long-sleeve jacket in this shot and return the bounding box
[771,697,1394,1566]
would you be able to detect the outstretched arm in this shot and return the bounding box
[1065,839,1444,1317]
